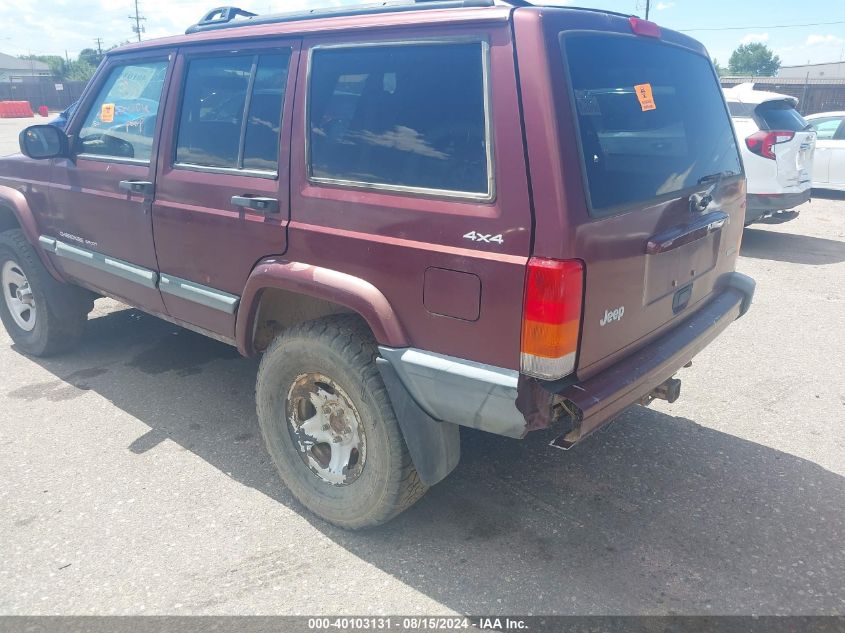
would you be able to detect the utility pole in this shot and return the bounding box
[645,0,650,20]
[129,0,146,43]
[94,38,104,55]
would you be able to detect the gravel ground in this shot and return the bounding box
[0,116,843,615]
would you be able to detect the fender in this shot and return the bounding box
[0,185,65,281]
[235,258,409,356]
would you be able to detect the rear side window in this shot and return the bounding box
[755,100,808,132]
[307,42,491,198]
[563,34,741,213]
[175,51,290,173]
[77,61,168,162]
[727,101,755,118]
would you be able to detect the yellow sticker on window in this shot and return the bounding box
[100,103,115,123]
[634,83,656,111]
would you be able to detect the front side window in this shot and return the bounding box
[308,42,490,197]
[77,61,168,161]
[175,51,290,172]
[809,116,843,140]
[563,34,742,213]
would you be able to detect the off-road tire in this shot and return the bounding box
[0,229,93,356]
[256,315,427,529]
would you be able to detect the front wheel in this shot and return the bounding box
[0,229,92,356]
[256,316,426,529]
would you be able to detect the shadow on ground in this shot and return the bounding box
[812,188,845,201]
[741,227,845,265]
[12,307,845,615]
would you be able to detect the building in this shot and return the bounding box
[777,61,845,80]
[720,76,845,115]
[0,52,51,83]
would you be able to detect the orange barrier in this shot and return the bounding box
[0,101,35,118]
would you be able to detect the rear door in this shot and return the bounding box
[559,31,744,375]
[829,124,845,188]
[754,100,815,189]
[152,40,299,339]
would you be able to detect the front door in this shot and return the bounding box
[812,115,845,188]
[151,40,299,339]
[46,53,173,312]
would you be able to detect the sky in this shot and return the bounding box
[0,0,843,69]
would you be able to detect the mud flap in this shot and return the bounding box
[376,357,461,486]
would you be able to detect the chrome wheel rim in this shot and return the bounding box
[286,373,366,486]
[2,260,36,332]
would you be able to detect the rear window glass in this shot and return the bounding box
[755,101,808,132]
[562,34,741,213]
[308,42,490,197]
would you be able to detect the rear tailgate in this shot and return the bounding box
[756,101,816,188]
[555,23,745,376]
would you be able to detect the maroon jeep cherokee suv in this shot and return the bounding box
[0,1,754,528]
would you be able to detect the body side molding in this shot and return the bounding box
[51,239,158,288]
[159,274,240,314]
[39,235,242,313]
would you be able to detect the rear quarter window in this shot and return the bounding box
[727,101,756,118]
[307,41,491,198]
[562,34,741,214]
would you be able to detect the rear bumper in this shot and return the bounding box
[746,189,811,222]
[379,273,754,444]
[554,272,755,441]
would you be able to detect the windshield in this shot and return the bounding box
[562,34,742,213]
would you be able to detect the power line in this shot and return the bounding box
[129,0,147,42]
[680,19,845,32]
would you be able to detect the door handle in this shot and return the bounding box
[231,195,279,214]
[646,211,729,255]
[119,180,154,196]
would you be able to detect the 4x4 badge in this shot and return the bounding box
[463,231,504,245]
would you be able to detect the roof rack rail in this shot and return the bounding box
[185,0,494,34]
[191,6,258,30]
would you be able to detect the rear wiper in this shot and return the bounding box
[697,171,737,185]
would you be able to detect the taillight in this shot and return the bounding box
[629,16,661,38]
[745,130,795,160]
[521,258,584,380]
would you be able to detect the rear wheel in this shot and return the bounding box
[0,229,92,356]
[256,316,426,529]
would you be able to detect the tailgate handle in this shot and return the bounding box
[646,211,729,255]
[231,195,279,214]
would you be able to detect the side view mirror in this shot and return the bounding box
[19,125,69,160]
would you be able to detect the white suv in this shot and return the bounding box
[724,83,816,225]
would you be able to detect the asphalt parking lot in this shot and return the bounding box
[0,117,844,615]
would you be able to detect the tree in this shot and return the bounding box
[728,43,781,76]
[64,60,97,82]
[78,48,103,67]
[712,58,726,77]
